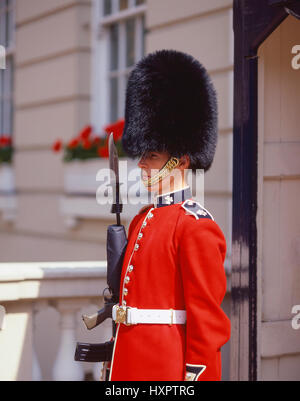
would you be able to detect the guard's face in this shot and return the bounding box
[137,150,179,193]
[138,151,171,193]
[138,151,190,193]
[137,151,170,181]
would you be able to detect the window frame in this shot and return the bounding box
[0,0,15,136]
[91,0,146,134]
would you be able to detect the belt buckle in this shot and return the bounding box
[115,306,132,325]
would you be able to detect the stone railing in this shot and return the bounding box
[0,261,111,381]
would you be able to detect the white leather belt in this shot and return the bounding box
[112,305,186,326]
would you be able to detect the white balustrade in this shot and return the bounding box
[52,299,86,381]
[32,346,42,381]
[0,261,107,381]
[0,305,5,330]
[32,301,45,381]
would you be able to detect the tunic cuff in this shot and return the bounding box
[184,364,206,381]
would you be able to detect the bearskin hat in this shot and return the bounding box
[121,49,218,172]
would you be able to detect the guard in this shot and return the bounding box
[108,49,230,381]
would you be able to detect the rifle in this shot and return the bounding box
[74,133,127,379]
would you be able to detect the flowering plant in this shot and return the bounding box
[0,135,13,164]
[52,119,126,162]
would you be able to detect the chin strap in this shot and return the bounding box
[142,156,180,188]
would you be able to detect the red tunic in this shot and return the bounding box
[109,199,230,381]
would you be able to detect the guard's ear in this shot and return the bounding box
[178,155,190,169]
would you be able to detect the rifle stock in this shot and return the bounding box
[82,302,115,330]
[74,340,114,362]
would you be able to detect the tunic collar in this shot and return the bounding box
[154,186,192,208]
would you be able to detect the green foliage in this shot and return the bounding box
[0,146,13,164]
[63,142,105,162]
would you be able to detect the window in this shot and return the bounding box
[0,0,15,137]
[91,0,146,132]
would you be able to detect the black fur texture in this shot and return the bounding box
[121,49,218,172]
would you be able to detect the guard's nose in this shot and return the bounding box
[138,155,147,169]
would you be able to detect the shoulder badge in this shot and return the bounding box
[181,199,214,221]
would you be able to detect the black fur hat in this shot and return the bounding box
[121,49,218,172]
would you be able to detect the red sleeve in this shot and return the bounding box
[177,215,230,381]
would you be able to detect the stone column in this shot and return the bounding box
[52,299,85,381]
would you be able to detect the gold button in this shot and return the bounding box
[138,233,143,239]
[128,265,133,272]
[123,288,128,296]
[124,276,130,284]
[134,244,139,251]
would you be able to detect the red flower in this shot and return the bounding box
[92,136,102,146]
[82,138,92,150]
[97,146,109,158]
[68,138,79,149]
[0,135,12,147]
[52,139,62,152]
[103,119,124,142]
[79,125,92,140]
